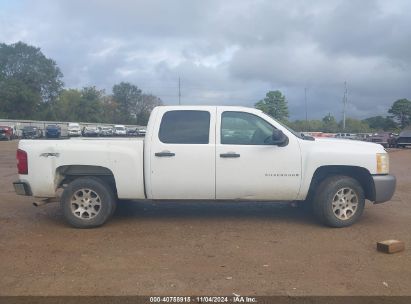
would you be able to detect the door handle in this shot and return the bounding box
[220,152,240,158]
[155,151,175,157]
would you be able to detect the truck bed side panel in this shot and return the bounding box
[18,139,145,199]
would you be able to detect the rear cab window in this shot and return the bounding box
[159,110,210,144]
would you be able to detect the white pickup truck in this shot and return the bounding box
[13,106,396,228]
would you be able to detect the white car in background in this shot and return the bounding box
[137,128,146,137]
[100,126,114,137]
[68,123,81,137]
[114,125,126,136]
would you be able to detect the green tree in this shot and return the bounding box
[287,120,305,131]
[0,78,41,119]
[136,94,163,125]
[77,87,104,122]
[363,116,397,131]
[255,90,289,122]
[53,89,82,121]
[388,99,411,128]
[101,96,121,123]
[340,118,371,133]
[287,119,323,132]
[53,87,104,122]
[0,41,63,119]
[322,113,338,133]
[112,82,142,124]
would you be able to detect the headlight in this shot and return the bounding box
[376,153,389,174]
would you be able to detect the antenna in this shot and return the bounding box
[343,81,347,130]
[178,77,181,105]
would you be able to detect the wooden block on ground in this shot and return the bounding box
[377,240,405,254]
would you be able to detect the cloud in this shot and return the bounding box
[0,0,410,120]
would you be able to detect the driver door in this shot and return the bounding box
[215,108,301,200]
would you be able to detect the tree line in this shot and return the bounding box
[0,42,162,125]
[1,41,410,130]
[255,90,411,133]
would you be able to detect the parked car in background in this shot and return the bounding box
[82,126,100,137]
[355,133,372,141]
[68,123,82,137]
[100,126,114,137]
[0,126,13,140]
[45,125,61,138]
[22,126,42,139]
[366,132,397,148]
[137,128,147,137]
[126,127,138,136]
[395,130,411,148]
[114,125,126,136]
[335,133,357,140]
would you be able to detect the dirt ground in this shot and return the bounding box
[0,140,410,296]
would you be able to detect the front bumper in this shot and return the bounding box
[13,180,32,196]
[372,174,396,204]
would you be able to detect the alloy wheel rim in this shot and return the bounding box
[332,187,359,220]
[70,188,102,219]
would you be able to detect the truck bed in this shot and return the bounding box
[18,138,145,199]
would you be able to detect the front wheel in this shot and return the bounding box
[313,175,365,228]
[61,177,116,228]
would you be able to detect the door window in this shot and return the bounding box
[221,111,275,145]
[159,110,210,144]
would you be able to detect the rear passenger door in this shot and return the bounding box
[149,107,216,199]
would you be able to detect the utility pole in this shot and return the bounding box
[342,81,347,130]
[178,77,181,105]
[304,87,308,131]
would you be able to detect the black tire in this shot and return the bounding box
[61,177,116,228]
[313,175,365,228]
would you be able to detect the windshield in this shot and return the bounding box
[265,115,312,140]
[116,127,125,130]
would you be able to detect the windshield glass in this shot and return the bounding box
[264,114,311,140]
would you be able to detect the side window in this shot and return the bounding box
[159,110,210,144]
[221,111,275,145]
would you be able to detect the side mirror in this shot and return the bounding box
[271,129,288,147]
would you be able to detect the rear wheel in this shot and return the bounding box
[313,175,365,227]
[61,177,116,228]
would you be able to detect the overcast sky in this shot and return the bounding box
[1,0,410,120]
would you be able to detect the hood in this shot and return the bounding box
[312,137,386,152]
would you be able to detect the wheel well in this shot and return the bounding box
[56,165,117,197]
[307,166,375,201]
